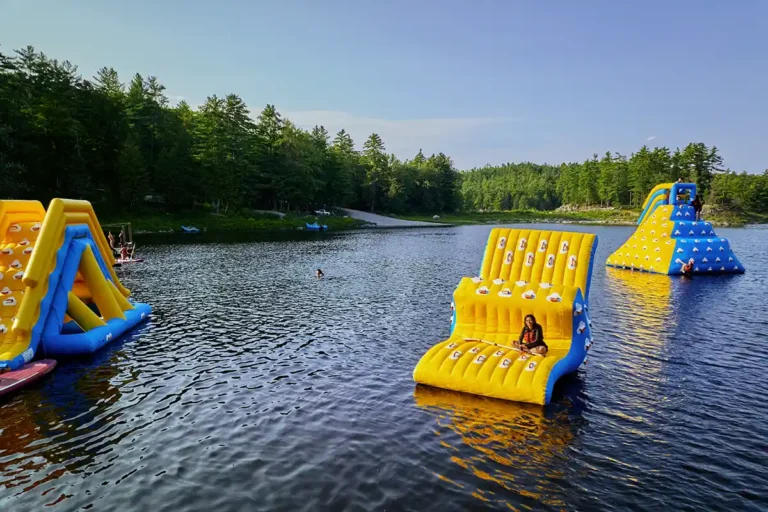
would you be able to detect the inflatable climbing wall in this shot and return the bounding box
[413,228,597,405]
[606,182,745,275]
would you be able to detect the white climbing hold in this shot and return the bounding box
[449,350,462,360]
[547,292,562,303]
[498,289,512,297]
[577,321,587,334]
[525,251,535,267]
[515,280,528,287]
[498,237,507,249]
[476,286,490,295]
[493,278,505,285]
[521,290,536,299]
[574,303,583,315]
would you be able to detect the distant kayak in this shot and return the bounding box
[305,222,328,231]
[181,225,200,233]
[0,359,57,397]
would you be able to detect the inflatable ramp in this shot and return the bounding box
[606,182,745,275]
[0,199,151,371]
[413,228,597,405]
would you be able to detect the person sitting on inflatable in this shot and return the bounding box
[120,245,128,261]
[513,314,548,355]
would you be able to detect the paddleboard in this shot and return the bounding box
[116,258,144,264]
[0,359,57,396]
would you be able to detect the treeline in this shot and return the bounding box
[2,45,766,217]
[0,46,459,214]
[462,145,768,213]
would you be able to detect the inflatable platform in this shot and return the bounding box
[413,228,597,405]
[0,199,151,372]
[606,182,745,275]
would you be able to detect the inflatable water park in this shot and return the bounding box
[0,199,151,394]
[413,228,597,405]
[607,182,745,275]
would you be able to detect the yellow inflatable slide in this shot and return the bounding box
[606,182,744,274]
[413,228,597,405]
[0,199,151,372]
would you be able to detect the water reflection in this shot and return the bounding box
[0,335,135,498]
[413,383,587,508]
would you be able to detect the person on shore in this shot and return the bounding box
[315,269,324,279]
[119,229,125,247]
[108,231,115,249]
[692,195,703,221]
[682,258,694,278]
[513,314,547,355]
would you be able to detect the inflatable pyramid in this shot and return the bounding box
[606,182,744,275]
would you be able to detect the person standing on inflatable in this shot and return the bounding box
[692,195,703,221]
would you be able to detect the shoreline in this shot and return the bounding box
[102,208,764,236]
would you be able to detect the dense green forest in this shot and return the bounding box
[462,147,768,213]
[1,45,766,218]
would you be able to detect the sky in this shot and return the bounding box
[1,0,766,172]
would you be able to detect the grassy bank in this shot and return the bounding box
[98,210,367,234]
[398,207,767,227]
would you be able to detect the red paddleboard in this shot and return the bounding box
[0,359,57,397]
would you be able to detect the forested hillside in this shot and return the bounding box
[1,45,766,217]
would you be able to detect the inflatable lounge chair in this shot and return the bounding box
[413,228,597,405]
[606,182,744,275]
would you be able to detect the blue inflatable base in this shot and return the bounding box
[41,303,151,356]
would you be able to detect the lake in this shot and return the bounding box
[1,224,767,511]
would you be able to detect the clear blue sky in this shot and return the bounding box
[2,0,766,172]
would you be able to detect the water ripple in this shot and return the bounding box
[1,226,767,510]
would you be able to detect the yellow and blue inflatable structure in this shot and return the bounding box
[413,228,597,405]
[0,199,151,371]
[606,182,745,275]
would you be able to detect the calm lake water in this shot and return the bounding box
[1,224,767,511]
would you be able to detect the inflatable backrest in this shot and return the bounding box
[453,282,580,350]
[478,229,597,300]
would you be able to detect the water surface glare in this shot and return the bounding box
[1,224,767,510]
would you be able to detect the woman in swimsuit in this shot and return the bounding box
[514,314,548,355]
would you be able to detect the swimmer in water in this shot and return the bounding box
[682,258,694,278]
[315,269,324,278]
